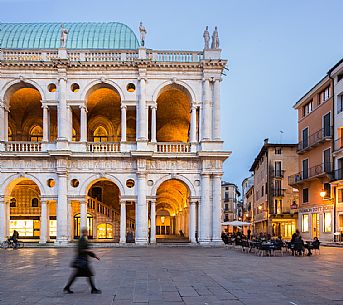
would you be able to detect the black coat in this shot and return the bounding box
[73,236,96,277]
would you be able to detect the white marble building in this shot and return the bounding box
[0,22,230,245]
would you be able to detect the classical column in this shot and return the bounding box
[121,105,127,142]
[40,200,49,243]
[120,200,126,243]
[190,105,197,143]
[150,200,156,243]
[57,77,68,140]
[212,174,222,243]
[138,77,147,140]
[0,198,7,242]
[136,173,148,244]
[56,173,68,244]
[80,199,87,231]
[151,105,157,143]
[0,101,5,141]
[212,79,221,140]
[201,78,211,140]
[42,105,49,142]
[80,105,87,142]
[189,201,196,243]
[200,173,211,243]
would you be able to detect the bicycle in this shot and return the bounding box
[0,239,24,249]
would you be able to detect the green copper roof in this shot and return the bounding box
[0,22,139,50]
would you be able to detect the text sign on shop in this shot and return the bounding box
[299,205,333,213]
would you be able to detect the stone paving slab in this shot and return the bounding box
[0,247,343,305]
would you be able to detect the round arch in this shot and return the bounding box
[81,80,124,101]
[151,174,196,197]
[79,174,125,196]
[1,173,46,197]
[2,79,45,106]
[152,80,196,104]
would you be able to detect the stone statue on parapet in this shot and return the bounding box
[203,26,210,49]
[60,23,69,48]
[211,26,219,49]
[139,22,147,47]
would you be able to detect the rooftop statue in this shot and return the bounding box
[60,24,69,48]
[203,26,210,49]
[139,22,147,47]
[211,26,219,49]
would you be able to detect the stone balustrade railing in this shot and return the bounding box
[4,141,42,152]
[87,142,120,153]
[156,142,191,153]
[0,49,203,62]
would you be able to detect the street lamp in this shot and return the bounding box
[320,190,326,199]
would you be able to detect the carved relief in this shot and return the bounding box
[146,160,199,170]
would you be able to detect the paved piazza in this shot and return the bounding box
[0,246,342,305]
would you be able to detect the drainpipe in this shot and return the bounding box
[329,73,336,235]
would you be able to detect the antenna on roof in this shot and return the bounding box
[279,130,284,144]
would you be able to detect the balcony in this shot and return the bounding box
[272,189,286,197]
[334,138,343,153]
[271,170,285,178]
[87,142,120,153]
[4,141,42,152]
[297,127,332,154]
[288,162,333,186]
[0,49,204,63]
[156,142,191,153]
[332,168,343,181]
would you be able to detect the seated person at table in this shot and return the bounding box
[312,237,320,249]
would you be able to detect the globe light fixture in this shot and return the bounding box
[320,190,326,198]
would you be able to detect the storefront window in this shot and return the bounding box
[10,220,34,237]
[97,223,113,239]
[302,214,309,232]
[49,220,57,237]
[323,212,332,232]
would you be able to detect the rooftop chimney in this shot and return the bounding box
[264,138,269,144]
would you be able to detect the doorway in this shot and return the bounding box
[312,213,320,238]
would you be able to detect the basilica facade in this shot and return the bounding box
[0,22,229,245]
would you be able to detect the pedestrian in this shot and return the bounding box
[63,227,101,294]
[247,228,251,240]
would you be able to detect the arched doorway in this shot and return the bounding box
[86,84,121,142]
[5,83,44,142]
[78,179,127,241]
[156,84,191,142]
[155,179,190,242]
[6,179,53,240]
[74,213,94,238]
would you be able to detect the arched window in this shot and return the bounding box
[30,125,43,142]
[31,198,39,207]
[93,126,108,142]
[10,198,16,208]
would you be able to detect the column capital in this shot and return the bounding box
[201,173,211,177]
[151,104,157,110]
[120,199,127,205]
[121,104,127,110]
[58,76,67,82]
[137,76,147,82]
[79,104,87,111]
[213,173,223,178]
[137,172,146,178]
[202,77,210,83]
[41,104,49,110]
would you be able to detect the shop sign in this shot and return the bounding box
[298,205,333,213]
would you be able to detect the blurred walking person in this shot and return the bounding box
[63,227,102,294]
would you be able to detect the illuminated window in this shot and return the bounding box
[49,220,57,237]
[30,125,43,142]
[31,198,39,207]
[93,126,108,142]
[72,128,77,142]
[126,83,136,92]
[97,223,113,239]
[10,220,33,237]
[48,83,57,92]
[302,214,309,232]
[323,212,332,232]
[71,83,80,92]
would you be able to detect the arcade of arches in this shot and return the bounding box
[4,82,194,144]
[3,178,192,243]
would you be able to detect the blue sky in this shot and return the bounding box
[1,0,343,189]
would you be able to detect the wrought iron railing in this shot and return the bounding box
[288,162,332,185]
[297,127,332,153]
